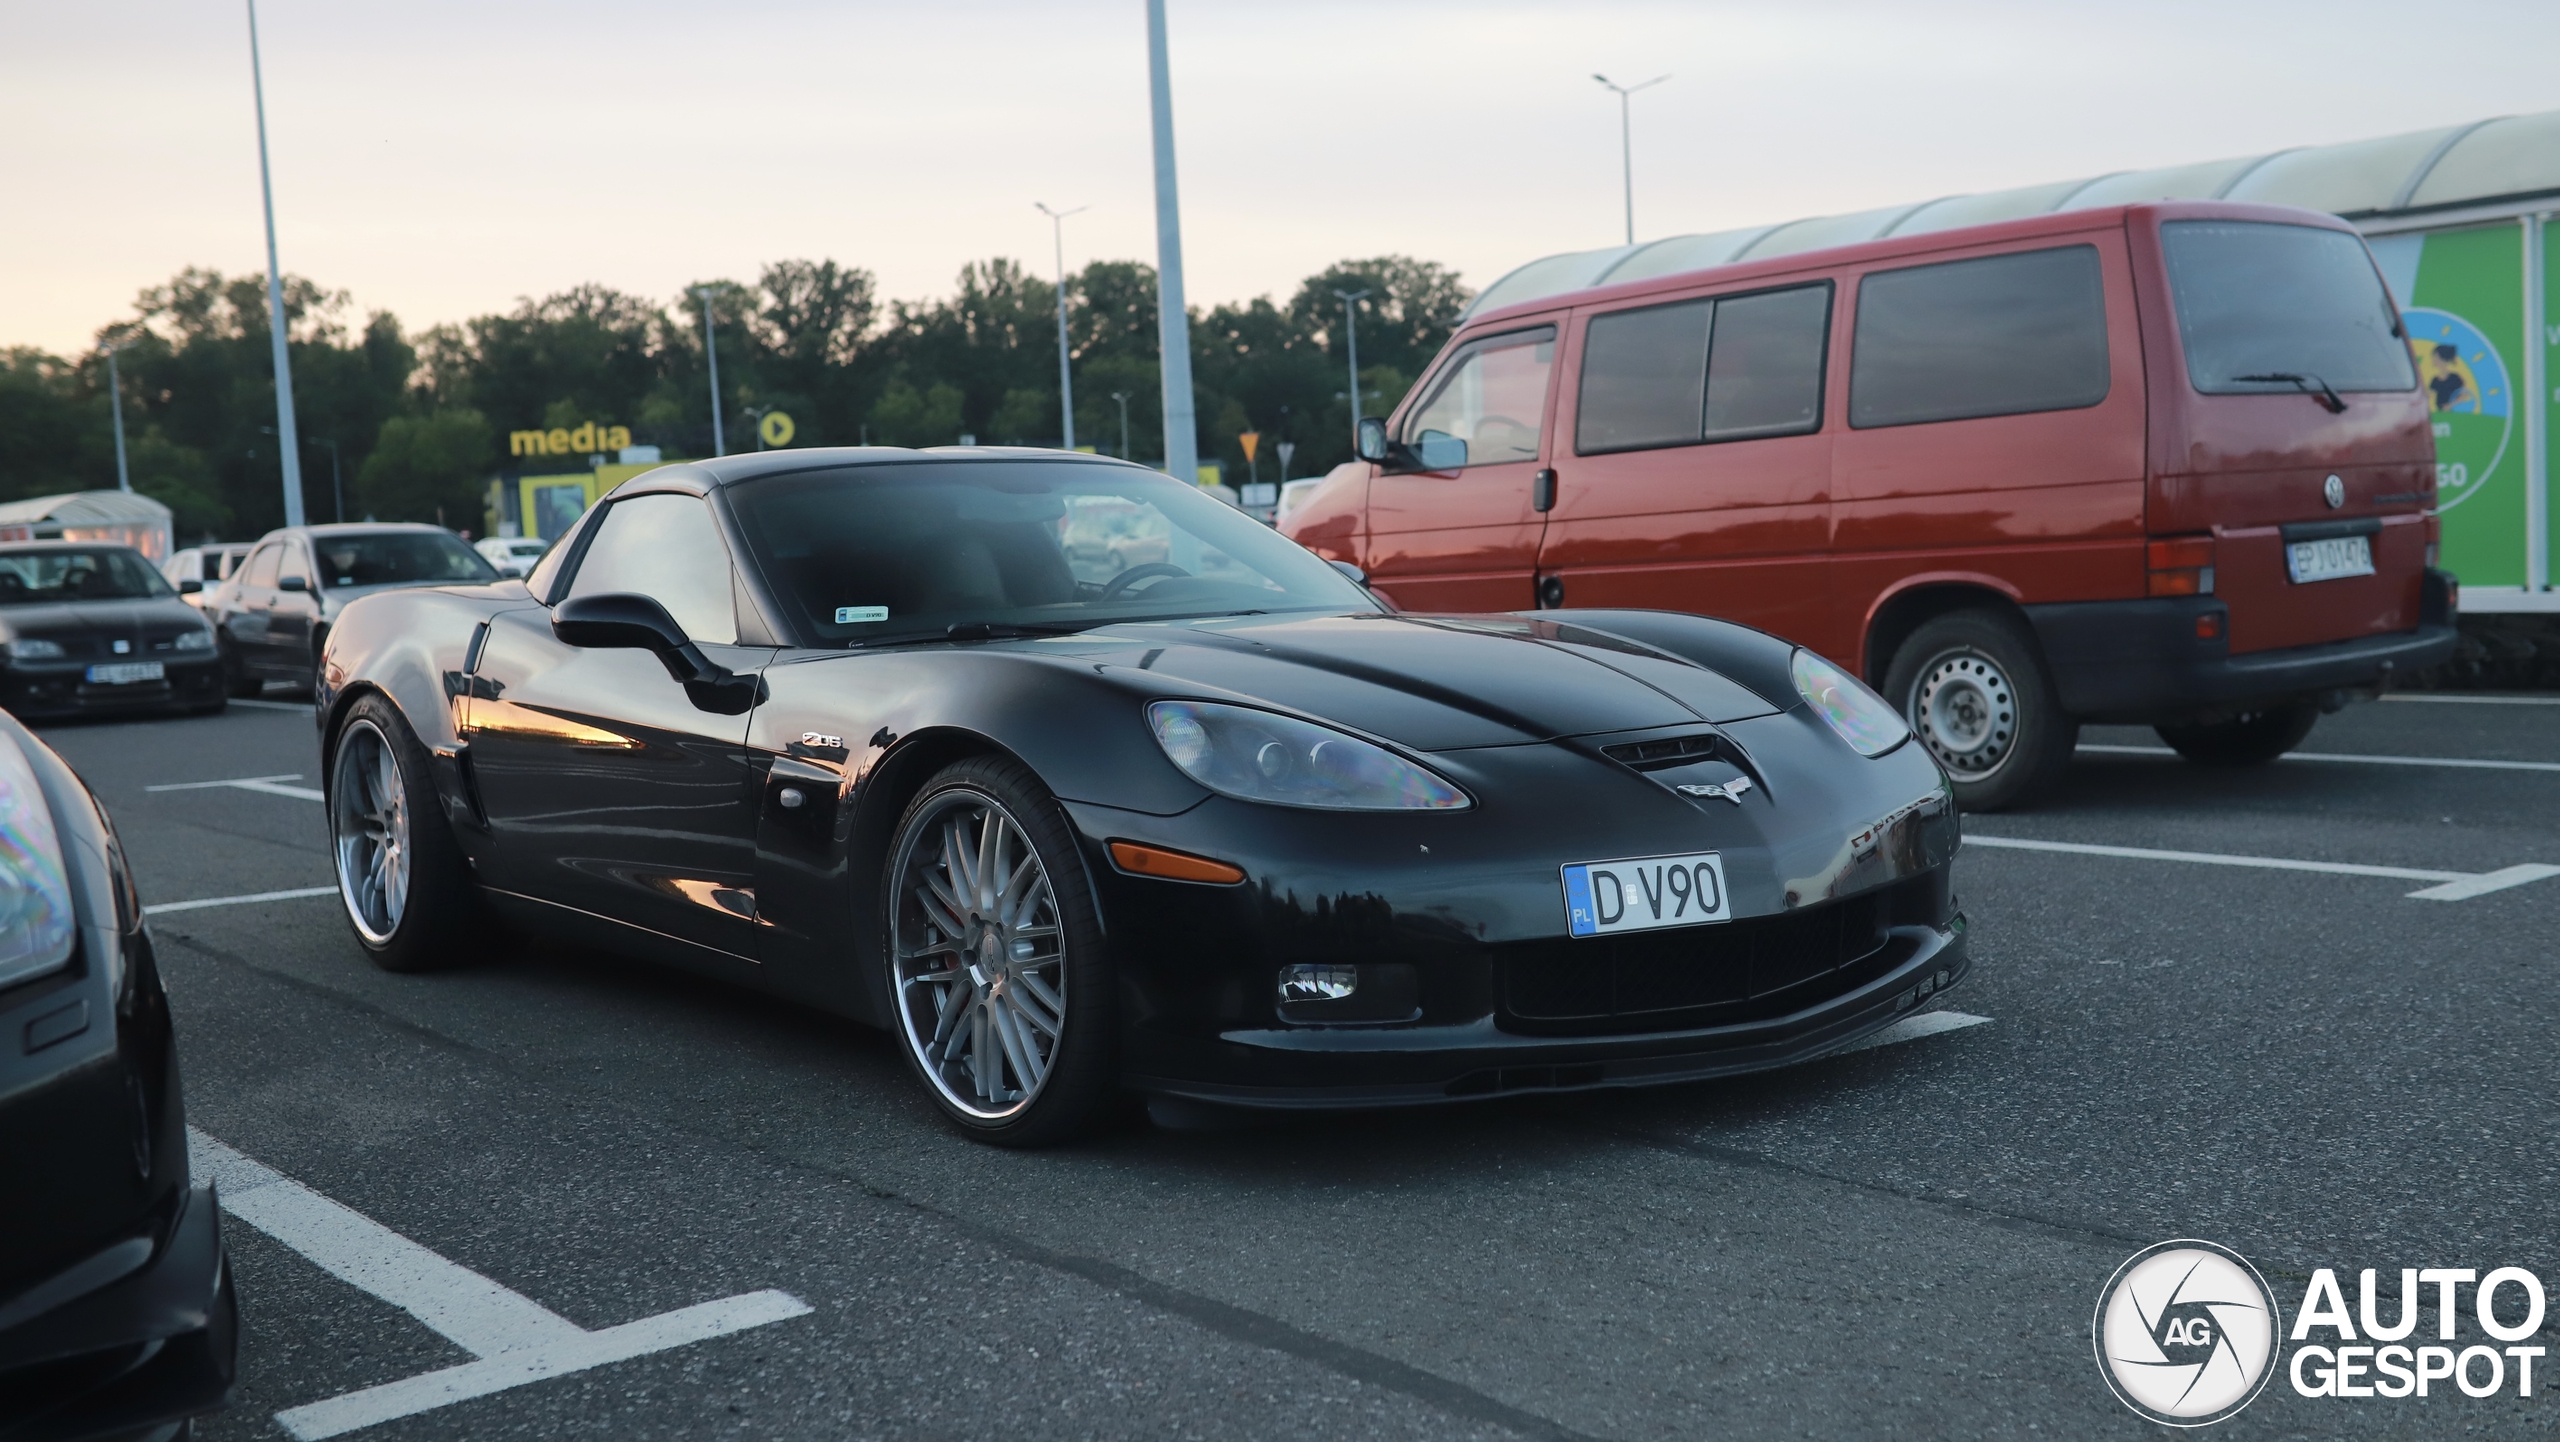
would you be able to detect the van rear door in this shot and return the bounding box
[1362,320,1560,613]
[2140,212,2434,654]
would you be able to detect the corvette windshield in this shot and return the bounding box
[728,461,1376,645]
[0,547,172,604]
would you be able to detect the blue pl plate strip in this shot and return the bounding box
[1563,864,1598,937]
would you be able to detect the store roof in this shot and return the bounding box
[1466,109,2560,318]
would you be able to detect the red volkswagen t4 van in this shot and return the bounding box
[1282,201,2457,809]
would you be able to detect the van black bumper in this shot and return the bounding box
[2025,570,2459,723]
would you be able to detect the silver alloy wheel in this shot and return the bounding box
[331,719,411,945]
[1911,648,2017,779]
[889,789,1067,1121]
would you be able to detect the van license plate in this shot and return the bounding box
[1563,851,1730,937]
[84,662,164,685]
[2286,535,2374,584]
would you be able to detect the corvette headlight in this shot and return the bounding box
[1792,648,1909,757]
[6,638,64,661]
[1148,700,1469,811]
[173,628,215,652]
[0,731,76,989]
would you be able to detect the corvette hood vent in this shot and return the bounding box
[1602,734,1726,771]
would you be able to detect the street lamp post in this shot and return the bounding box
[102,341,132,493]
[246,0,305,527]
[1145,0,1199,482]
[310,437,343,522]
[1593,72,1669,247]
[1110,391,1132,460]
[692,287,726,457]
[1035,202,1087,450]
[1333,288,1370,447]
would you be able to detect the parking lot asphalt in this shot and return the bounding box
[32,690,2560,1440]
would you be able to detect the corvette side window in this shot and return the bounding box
[566,494,738,645]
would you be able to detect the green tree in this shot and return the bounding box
[355,409,493,527]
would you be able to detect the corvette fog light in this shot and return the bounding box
[1277,964,1357,1004]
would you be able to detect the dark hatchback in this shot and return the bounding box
[0,714,235,1437]
[0,547,224,721]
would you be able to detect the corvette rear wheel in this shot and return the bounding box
[328,695,484,972]
[885,757,1113,1146]
[1884,609,2076,812]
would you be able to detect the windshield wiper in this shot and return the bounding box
[2235,372,2347,414]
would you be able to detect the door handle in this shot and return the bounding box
[1532,469,1556,513]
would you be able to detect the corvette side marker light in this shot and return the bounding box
[1108,841,1246,885]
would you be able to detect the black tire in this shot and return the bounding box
[327,693,485,972]
[2154,703,2319,767]
[1882,609,2077,812]
[222,644,263,699]
[882,755,1115,1147]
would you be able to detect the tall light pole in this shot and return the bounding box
[310,436,342,521]
[1035,202,1087,450]
[1110,391,1133,460]
[246,0,305,526]
[692,287,726,457]
[1145,0,1198,482]
[102,340,132,493]
[1333,288,1369,447]
[1593,72,1668,247]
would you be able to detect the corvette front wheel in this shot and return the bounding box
[884,756,1114,1146]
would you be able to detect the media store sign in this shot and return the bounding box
[2093,1240,2547,1424]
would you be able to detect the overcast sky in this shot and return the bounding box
[7,0,2558,356]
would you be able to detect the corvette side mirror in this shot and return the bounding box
[553,592,760,715]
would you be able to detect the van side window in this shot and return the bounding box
[1849,245,2109,429]
[1575,284,1831,455]
[1398,327,1555,470]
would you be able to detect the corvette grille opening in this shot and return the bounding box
[1601,734,1725,771]
[1496,890,1897,1035]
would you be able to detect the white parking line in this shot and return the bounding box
[146,773,326,801]
[1834,1010,1992,1055]
[187,1129,810,1441]
[144,885,337,916]
[1964,834,2560,901]
[2384,693,2560,705]
[2077,743,2560,774]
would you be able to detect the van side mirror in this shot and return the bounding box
[1355,417,1390,464]
[552,592,758,715]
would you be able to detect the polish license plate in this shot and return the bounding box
[84,661,164,685]
[2285,534,2374,584]
[1562,850,1730,937]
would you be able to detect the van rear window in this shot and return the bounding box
[2161,221,2415,396]
[1575,284,1829,455]
[1849,245,2110,429]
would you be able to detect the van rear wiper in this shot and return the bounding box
[2235,372,2347,414]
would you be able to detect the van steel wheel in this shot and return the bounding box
[331,719,410,945]
[884,757,1113,1145]
[1882,609,2076,812]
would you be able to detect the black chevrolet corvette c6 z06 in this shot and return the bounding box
[314,448,1965,1145]
[0,715,236,1436]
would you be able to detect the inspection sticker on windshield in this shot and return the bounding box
[1563,851,1729,937]
[834,606,889,624]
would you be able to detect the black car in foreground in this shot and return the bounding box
[0,714,235,1437]
[316,448,1965,1144]
[0,546,224,720]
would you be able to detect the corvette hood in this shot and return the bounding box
[1086,612,1784,750]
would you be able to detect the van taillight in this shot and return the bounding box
[2146,535,2215,597]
